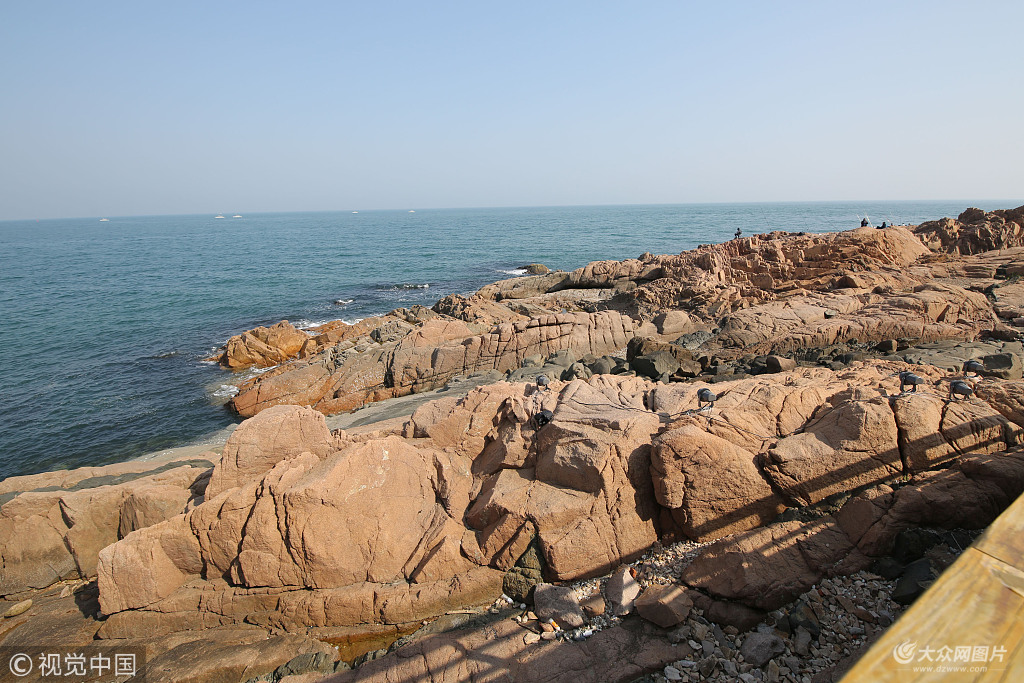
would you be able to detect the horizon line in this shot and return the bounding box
[2,197,1022,224]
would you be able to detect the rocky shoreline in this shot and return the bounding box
[4,205,1024,683]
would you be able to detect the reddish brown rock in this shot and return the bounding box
[214,437,474,590]
[217,320,310,369]
[533,584,586,629]
[206,404,341,498]
[634,584,693,628]
[97,514,205,614]
[230,310,643,418]
[766,354,797,372]
[59,486,136,577]
[406,382,528,465]
[915,205,1024,255]
[1,462,210,597]
[136,628,335,683]
[840,451,1024,556]
[605,565,640,616]
[98,427,502,634]
[975,380,1024,428]
[891,392,1019,473]
[717,283,992,355]
[476,272,568,301]
[651,423,785,541]
[464,378,661,581]
[687,592,767,632]
[119,484,195,538]
[298,317,392,357]
[765,396,902,506]
[432,293,529,326]
[680,516,870,610]
[0,451,216,498]
[325,618,685,683]
[0,510,77,594]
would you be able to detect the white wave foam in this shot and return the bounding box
[333,298,354,305]
[498,268,528,276]
[294,318,337,330]
[212,384,240,398]
[232,365,277,383]
[295,317,367,331]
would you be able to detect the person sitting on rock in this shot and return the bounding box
[734,227,742,240]
[880,221,888,229]
[860,218,869,227]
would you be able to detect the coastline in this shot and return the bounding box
[6,201,1014,482]
[4,205,1024,683]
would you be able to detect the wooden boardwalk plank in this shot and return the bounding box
[843,493,1024,681]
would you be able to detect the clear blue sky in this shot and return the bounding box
[1,1,1021,219]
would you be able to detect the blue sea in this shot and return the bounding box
[0,201,1018,480]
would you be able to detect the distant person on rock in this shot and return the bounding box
[880,221,888,229]
[734,227,742,240]
[860,218,869,227]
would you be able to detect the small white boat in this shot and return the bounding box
[232,215,242,218]
[215,214,225,219]
[99,218,109,222]
[352,211,358,214]
[408,210,415,213]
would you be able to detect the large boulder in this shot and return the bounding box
[97,514,205,614]
[764,395,902,506]
[717,283,992,355]
[680,516,869,610]
[465,378,661,581]
[218,320,310,369]
[0,461,210,596]
[651,423,785,541]
[890,392,1019,473]
[98,431,502,634]
[206,405,341,498]
[838,451,1024,556]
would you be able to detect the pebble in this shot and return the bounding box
[697,657,717,677]
[2,600,32,618]
[523,633,540,645]
[663,665,682,681]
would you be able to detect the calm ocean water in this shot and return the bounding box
[0,201,1017,480]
